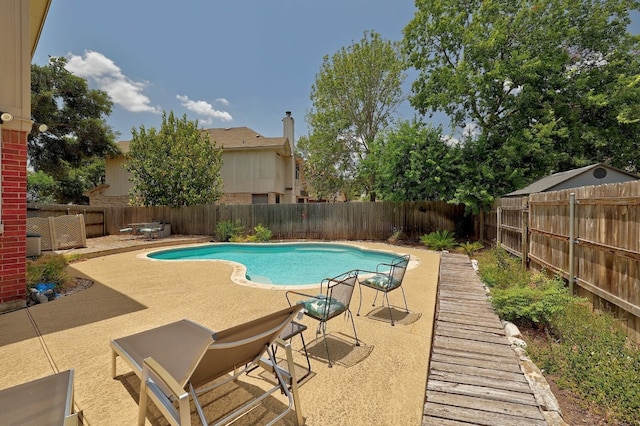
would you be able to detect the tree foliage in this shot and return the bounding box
[301,31,407,200]
[370,120,461,202]
[404,0,640,212]
[27,170,56,203]
[126,112,223,207]
[30,57,119,203]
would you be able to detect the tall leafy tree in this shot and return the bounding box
[404,0,640,212]
[369,120,461,202]
[126,111,223,206]
[301,31,407,200]
[30,57,119,203]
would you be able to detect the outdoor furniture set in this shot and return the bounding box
[120,221,169,240]
[0,254,410,425]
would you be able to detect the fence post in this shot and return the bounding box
[521,209,529,269]
[496,207,502,247]
[569,192,576,295]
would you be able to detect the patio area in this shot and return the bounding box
[0,239,440,425]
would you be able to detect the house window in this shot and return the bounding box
[275,194,280,204]
[295,163,300,180]
[252,194,269,204]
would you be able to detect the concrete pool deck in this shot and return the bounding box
[0,238,440,425]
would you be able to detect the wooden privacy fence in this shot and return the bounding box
[102,201,469,241]
[495,180,640,342]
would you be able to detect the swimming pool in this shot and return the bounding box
[147,243,403,286]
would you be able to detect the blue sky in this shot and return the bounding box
[34,0,418,142]
[34,2,640,144]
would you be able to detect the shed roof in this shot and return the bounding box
[505,163,639,196]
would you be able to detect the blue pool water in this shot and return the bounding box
[148,243,400,285]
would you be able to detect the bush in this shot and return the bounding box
[419,229,456,251]
[215,219,244,242]
[251,224,272,242]
[26,253,70,291]
[477,247,529,289]
[489,273,574,329]
[459,240,483,257]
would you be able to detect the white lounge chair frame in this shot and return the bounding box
[111,305,304,426]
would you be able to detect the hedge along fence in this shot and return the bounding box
[102,201,470,241]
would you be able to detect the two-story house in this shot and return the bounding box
[86,111,308,206]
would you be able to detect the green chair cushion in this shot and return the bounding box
[298,295,346,320]
[362,274,400,291]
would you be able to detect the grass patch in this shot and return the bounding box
[476,247,640,424]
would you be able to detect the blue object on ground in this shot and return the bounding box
[34,283,56,292]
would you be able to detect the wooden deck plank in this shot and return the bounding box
[430,352,523,374]
[423,403,547,426]
[436,320,505,335]
[429,361,528,384]
[432,335,516,357]
[435,312,504,330]
[431,346,515,365]
[435,324,509,344]
[427,369,533,394]
[429,391,544,420]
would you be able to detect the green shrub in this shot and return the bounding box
[477,247,529,289]
[459,240,483,257]
[215,219,244,242]
[489,273,574,329]
[251,224,272,242]
[26,253,70,291]
[419,229,456,251]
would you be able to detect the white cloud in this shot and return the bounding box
[440,134,461,147]
[462,122,480,139]
[176,95,233,122]
[65,51,161,114]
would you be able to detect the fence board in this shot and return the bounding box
[98,201,468,242]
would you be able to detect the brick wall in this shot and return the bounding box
[87,189,129,207]
[0,128,28,312]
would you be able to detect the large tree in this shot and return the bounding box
[404,0,640,212]
[30,57,119,203]
[369,120,461,202]
[126,111,223,207]
[300,31,407,201]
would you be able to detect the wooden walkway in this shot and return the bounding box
[423,253,548,425]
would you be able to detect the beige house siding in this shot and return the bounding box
[104,156,130,197]
[89,117,308,206]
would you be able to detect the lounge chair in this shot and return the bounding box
[110,305,304,426]
[357,254,410,326]
[0,369,80,425]
[285,270,360,367]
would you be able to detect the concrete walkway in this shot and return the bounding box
[1,237,563,425]
[1,237,439,425]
